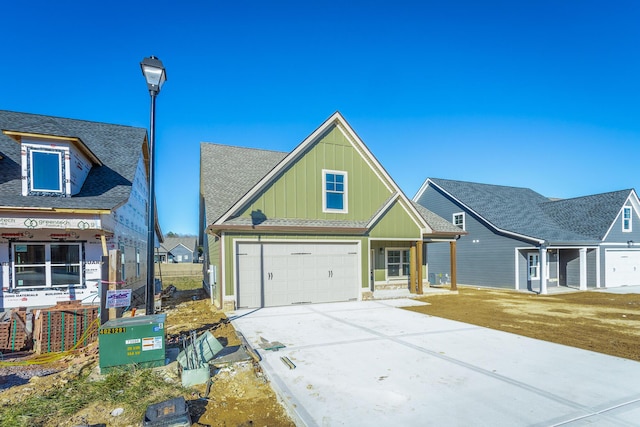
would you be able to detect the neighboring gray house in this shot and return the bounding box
[161,236,197,263]
[413,178,640,293]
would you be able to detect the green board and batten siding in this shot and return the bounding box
[239,125,393,221]
[369,200,423,239]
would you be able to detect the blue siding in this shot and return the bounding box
[417,185,536,289]
[169,245,194,263]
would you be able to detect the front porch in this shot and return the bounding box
[370,238,460,296]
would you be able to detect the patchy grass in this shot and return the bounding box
[0,368,187,427]
[164,275,203,291]
[407,287,640,361]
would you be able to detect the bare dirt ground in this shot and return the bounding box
[161,288,295,427]
[2,284,639,426]
[0,288,295,427]
[407,286,640,361]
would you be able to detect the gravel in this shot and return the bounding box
[0,364,62,391]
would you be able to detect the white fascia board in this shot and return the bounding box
[366,193,400,228]
[428,179,545,245]
[412,177,432,202]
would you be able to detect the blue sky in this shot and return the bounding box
[2,1,639,235]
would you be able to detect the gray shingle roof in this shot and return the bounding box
[200,143,287,224]
[0,110,146,210]
[411,201,466,235]
[429,178,628,243]
[162,236,197,252]
[540,190,632,240]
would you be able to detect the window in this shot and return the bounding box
[623,207,632,232]
[30,149,63,193]
[453,212,465,230]
[323,170,347,213]
[13,243,82,288]
[528,253,539,280]
[387,249,410,278]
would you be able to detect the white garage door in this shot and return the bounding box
[236,242,360,308]
[605,250,640,287]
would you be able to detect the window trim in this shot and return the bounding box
[623,206,632,232]
[385,248,411,280]
[322,169,348,214]
[28,148,64,194]
[453,212,466,230]
[12,242,83,288]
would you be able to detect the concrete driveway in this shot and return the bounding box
[231,299,640,427]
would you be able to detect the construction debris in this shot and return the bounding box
[280,356,296,370]
[258,336,286,351]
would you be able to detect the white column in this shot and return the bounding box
[596,248,601,288]
[539,246,548,295]
[579,248,587,290]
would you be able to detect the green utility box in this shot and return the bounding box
[99,314,166,373]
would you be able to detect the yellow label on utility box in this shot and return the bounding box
[99,327,127,335]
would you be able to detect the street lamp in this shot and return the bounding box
[141,56,166,315]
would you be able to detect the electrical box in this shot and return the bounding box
[99,314,166,373]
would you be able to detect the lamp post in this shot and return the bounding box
[140,56,166,315]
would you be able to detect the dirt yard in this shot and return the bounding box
[407,286,640,361]
[2,285,639,426]
[0,288,295,427]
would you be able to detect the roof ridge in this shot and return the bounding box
[200,141,288,155]
[540,189,632,204]
[0,109,144,131]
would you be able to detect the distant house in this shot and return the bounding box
[199,112,464,310]
[413,178,640,293]
[0,110,159,309]
[160,236,197,263]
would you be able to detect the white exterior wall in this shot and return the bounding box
[0,155,152,310]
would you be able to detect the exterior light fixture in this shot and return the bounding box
[140,56,167,315]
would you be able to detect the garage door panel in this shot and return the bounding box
[238,242,359,307]
[236,244,262,309]
[606,250,640,288]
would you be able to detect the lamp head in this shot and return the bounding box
[140,56,167,94]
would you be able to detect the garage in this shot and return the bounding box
[605,250,640,287]
[236,242,360,308]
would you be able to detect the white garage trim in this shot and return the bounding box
[234,240,362,308]
[605,249,640,288]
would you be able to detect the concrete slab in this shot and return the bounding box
[232,300,640,427]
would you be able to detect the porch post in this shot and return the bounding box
[416,241,424,294]
[579,248,587,290]
[450,240,457,291]
[409,243,417,294]
[539,246,548,295]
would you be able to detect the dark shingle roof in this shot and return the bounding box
[0,110,146,210]
[540,190,632,240]
[200,143,287,224]
[428,178,626,243]
[411,201,465,235]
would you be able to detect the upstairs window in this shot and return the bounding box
[453,212,465,230]
[323,170,348,213]
[28,148,65,195]
[623,207,632,232]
